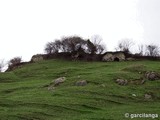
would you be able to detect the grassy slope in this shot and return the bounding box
[0,59,160,120]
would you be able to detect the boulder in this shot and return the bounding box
[102,52,126,62]
[130,79,145,85]
[102,53,114,61]
[31,54,44,62]
[145,71,160,81]
[132,94,136,97]
[144,93,152,100]
[48,77,66,90]
[48,85,55,91]
[54,77,66,86]
[75,80,87,86]
[115,79,128,86]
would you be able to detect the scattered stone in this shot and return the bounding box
[47,77,66,90]
[115,79,128,86]
[132,94,136,97]
[48,85,55,91]
[54,77,66,86]
[145,71,160,81]
[75,80,87,86]
[130,79,145,85]
[77,75,80,78]
[140,79,146,84]
[31,54,44,62]
[144,93,152,100]
[102,52,125,62]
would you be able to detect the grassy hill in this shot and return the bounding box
[0,59,160,120]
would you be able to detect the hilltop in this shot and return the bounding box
[0,59,160,119]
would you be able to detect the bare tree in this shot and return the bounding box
[86,39,97,54]
[91,35,103,46]
[96,44,106,54]
[8,57,22,68]
[44,35,106,55]
[90,35,106,54]
[116,38,134,53]
[44,42,54,54]
[44,40,60,54]
[138,44,144,56]
[145,44,159,57]
[0,59,4,72]
[61,36,86,53]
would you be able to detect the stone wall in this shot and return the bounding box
[102,52,125,61]
[31,54,44,62]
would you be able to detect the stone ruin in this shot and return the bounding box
[102,52,126,61]
[31,54,45,62]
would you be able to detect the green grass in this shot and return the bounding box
[0,59,160,120]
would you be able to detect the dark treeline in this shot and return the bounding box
[43,35,106,61]
[44,36,106,55]
[44,35,160,57]
[1,35,160,72]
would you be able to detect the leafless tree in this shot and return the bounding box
[138,44,144,56]
[0,59,4,72]
[8,57,22,68]
[61,36,86,53]
[90,35,106,54]
[44,35,106,55]
[44,39,62,54]
[116,38,134,53]
[44,42,54,54]
[145,44,159,57]
[86,39,97,54]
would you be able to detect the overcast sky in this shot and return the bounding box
[0,0,160,62]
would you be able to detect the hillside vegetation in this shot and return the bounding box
[0,59,160,120]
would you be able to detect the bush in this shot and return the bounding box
[8,57,22,69]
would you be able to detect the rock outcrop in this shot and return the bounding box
[75,80,87,86]
[102,52,125,61]
[115,79,128,86]
[31,54,45,62]
[54,77,66,86]
[48,77,66,90]
[144,93,152,100]
[145,71,160,81]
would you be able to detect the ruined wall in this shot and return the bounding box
[102,52,125,61]
[114,52,125,61]
[102,53,114,61]
[31,54,44,62]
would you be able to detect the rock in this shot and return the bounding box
[144,94,152,100]
[140,79,146,84]
[54,77,66,86]
[31,54,44,62]
[75,80,87,86]
[48,85,55,91]
[145,71,160,81]
[77,75,80,78]
[102,52,125,62]
[48,77,66,90]
[132,94,136,97]
[115,79,128,86]
[130,79,146,85]
[139,71,142,74]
